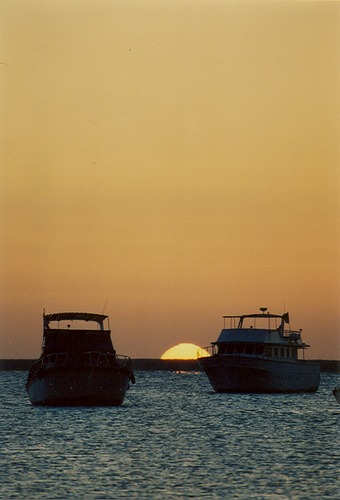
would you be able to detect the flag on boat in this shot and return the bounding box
[282,313,290,323]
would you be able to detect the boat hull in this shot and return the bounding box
[198,355,320,393]
[26,366,131,406]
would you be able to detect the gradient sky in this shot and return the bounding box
[1,1,339,359]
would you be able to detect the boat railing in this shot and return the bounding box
[197,347,314,364]
[30,351,132,374]
[281,329,302,340]
[197,346,215,358]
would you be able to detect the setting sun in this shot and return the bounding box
[161,343,210,360]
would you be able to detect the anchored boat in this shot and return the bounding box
[198,308,320,393]
[26,312,135,406]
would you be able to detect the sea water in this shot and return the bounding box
[1,371,339,499]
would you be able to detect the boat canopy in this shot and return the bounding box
[223,312,289,320]
[44,312,108,329]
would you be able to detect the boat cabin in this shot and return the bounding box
[213,310,309,360]
[42,312,115,355]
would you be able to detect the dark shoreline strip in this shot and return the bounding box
[0,359,339,373]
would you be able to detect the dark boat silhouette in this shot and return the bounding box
[26,312,135,406]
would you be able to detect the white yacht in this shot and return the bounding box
[198,308,320,393]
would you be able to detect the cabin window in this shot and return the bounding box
[255,344,264,355]
[274,348,278,357]
[264,347,272,357]
[219,343,267,355]
[280,348,285,357]
[237,343,246,354]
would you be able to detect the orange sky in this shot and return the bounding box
[1,1,339,359]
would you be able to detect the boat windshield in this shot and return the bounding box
[46,319,106,331]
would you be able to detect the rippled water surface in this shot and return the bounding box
[1,371,339,499]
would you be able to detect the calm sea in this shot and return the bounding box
[1,371,339,499]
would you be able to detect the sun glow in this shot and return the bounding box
[161,343,210,360]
